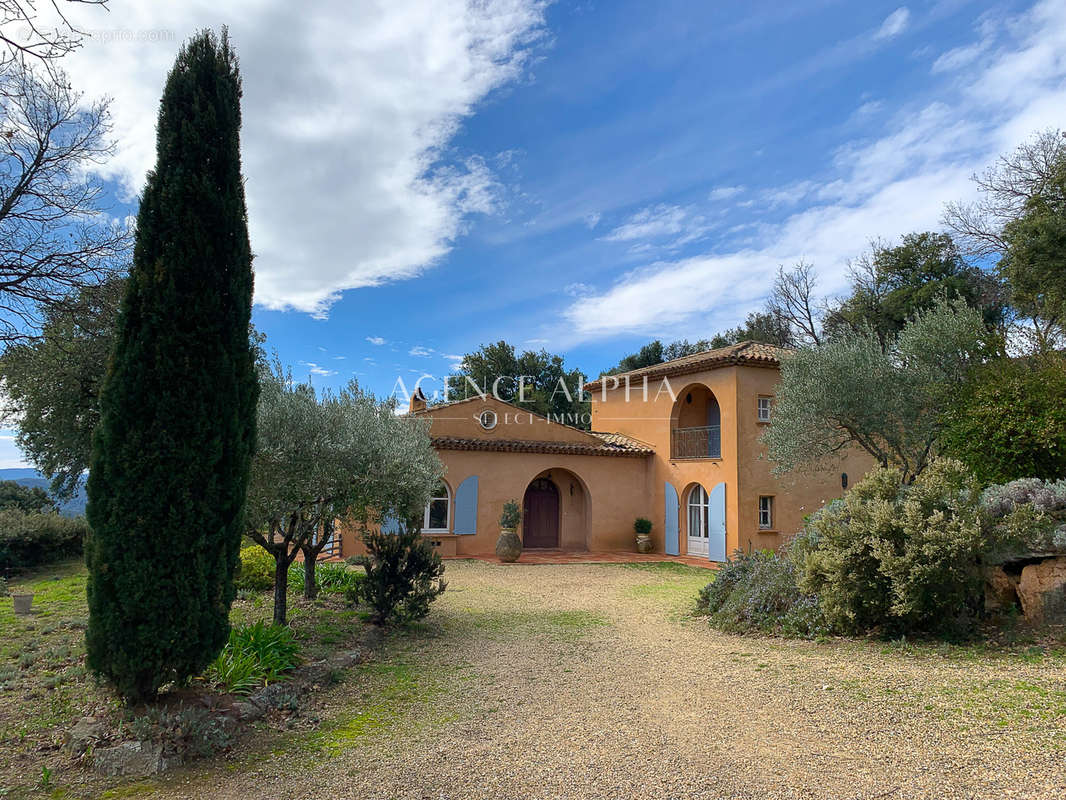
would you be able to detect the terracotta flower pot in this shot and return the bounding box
[635,534,653,554]
[12,593,33,615]
[495,528,522,563]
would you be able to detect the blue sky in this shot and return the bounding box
[2,0,1065,467]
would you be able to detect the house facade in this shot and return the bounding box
[338,341,874,562]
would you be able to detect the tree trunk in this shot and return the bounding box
[303,552,318,601]
[273,555,289,625]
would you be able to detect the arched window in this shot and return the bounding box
[687,485,709,541]
[423,483,451,532]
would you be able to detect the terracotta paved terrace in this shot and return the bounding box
[449,549,718,569]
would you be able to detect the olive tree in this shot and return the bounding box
[763,300,990,484]
[246,361,443,624]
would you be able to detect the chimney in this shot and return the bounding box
[409,386,428,413]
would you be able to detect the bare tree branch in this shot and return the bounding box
[0,57,129,343]
[943,128,1066,258]
[767,261,824,346]
[0,0,109,67]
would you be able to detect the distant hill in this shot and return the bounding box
[0,468,87,517]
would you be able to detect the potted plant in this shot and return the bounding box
[11,585,33,616]
[495,500,523,563]
[634,517,653,554]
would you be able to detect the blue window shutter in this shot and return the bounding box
[664,482,680,556]
[453,476,478,535]
[708,482,726,561]
[380,512,401,535]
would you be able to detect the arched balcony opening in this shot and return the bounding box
[670,384,721,460]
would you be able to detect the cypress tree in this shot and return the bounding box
[86,29,257,703]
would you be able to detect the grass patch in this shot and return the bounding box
[305,662,455,755]
[615,561,714,576]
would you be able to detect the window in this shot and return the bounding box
[757,396,772,422]
[758,496,773,530]
[423,484,450,532]
[478,409,498,430]
[687,485,709,539]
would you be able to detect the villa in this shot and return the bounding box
[338,341,873,562]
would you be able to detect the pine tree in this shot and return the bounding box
[85,29,257,703]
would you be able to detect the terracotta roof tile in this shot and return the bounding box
[431,432,653,458]
[584,340,790,391]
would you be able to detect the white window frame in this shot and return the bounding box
[687,486,709,539]
[423,484,451,533]
[478,409,498,430]
[758,496,773,530]
[757,395,772,422]
[687,485,710,557]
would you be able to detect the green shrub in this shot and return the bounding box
[878,460,987,633]
[234,545,275,592]
[357,519,446,626]
[798,469,901,634]
[697,546,828,638]
[940,358,1066,484]
[126,705,234,759]
[343,574,365,606]
[500,500,521,530]
[285,560,364,596]
[981,477,1066,560]
[633,517,652,535]
[0,509,88,571]
[801,459,988,636]
[204,621,300,695]
[0,481,56,514]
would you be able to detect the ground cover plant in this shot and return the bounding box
[204,621,301,695]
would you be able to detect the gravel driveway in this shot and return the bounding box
[151,560,1066,800]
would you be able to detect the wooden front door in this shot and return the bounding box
[523,478,560,548]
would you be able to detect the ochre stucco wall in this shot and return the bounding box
[591,363,877,557]
[338,447,652,556]
[733,367,877,553]
[339,363,877,562]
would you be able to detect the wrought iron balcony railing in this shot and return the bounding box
[671,425,721,459]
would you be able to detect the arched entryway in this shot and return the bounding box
[523,478,559,548]
[522,469,590,550]
[682,480,727,561]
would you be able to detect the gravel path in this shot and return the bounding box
[152,561,1066,800]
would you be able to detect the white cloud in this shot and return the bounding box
[299,361,338,377]
[561,0,1066,342]
[709,185,745,201]
[564,282,593,297]
[0,430,30,469]
[365,336,386,346]
[931,40,988,73]
[583,211,602,229]
[58,0,547,317]
[603,203,713,247]
[409,346,434,357]
[874,7,911,40]
[605,204,687,241]
[850,100,884,120]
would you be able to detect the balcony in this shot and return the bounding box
[671,425,721,460]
